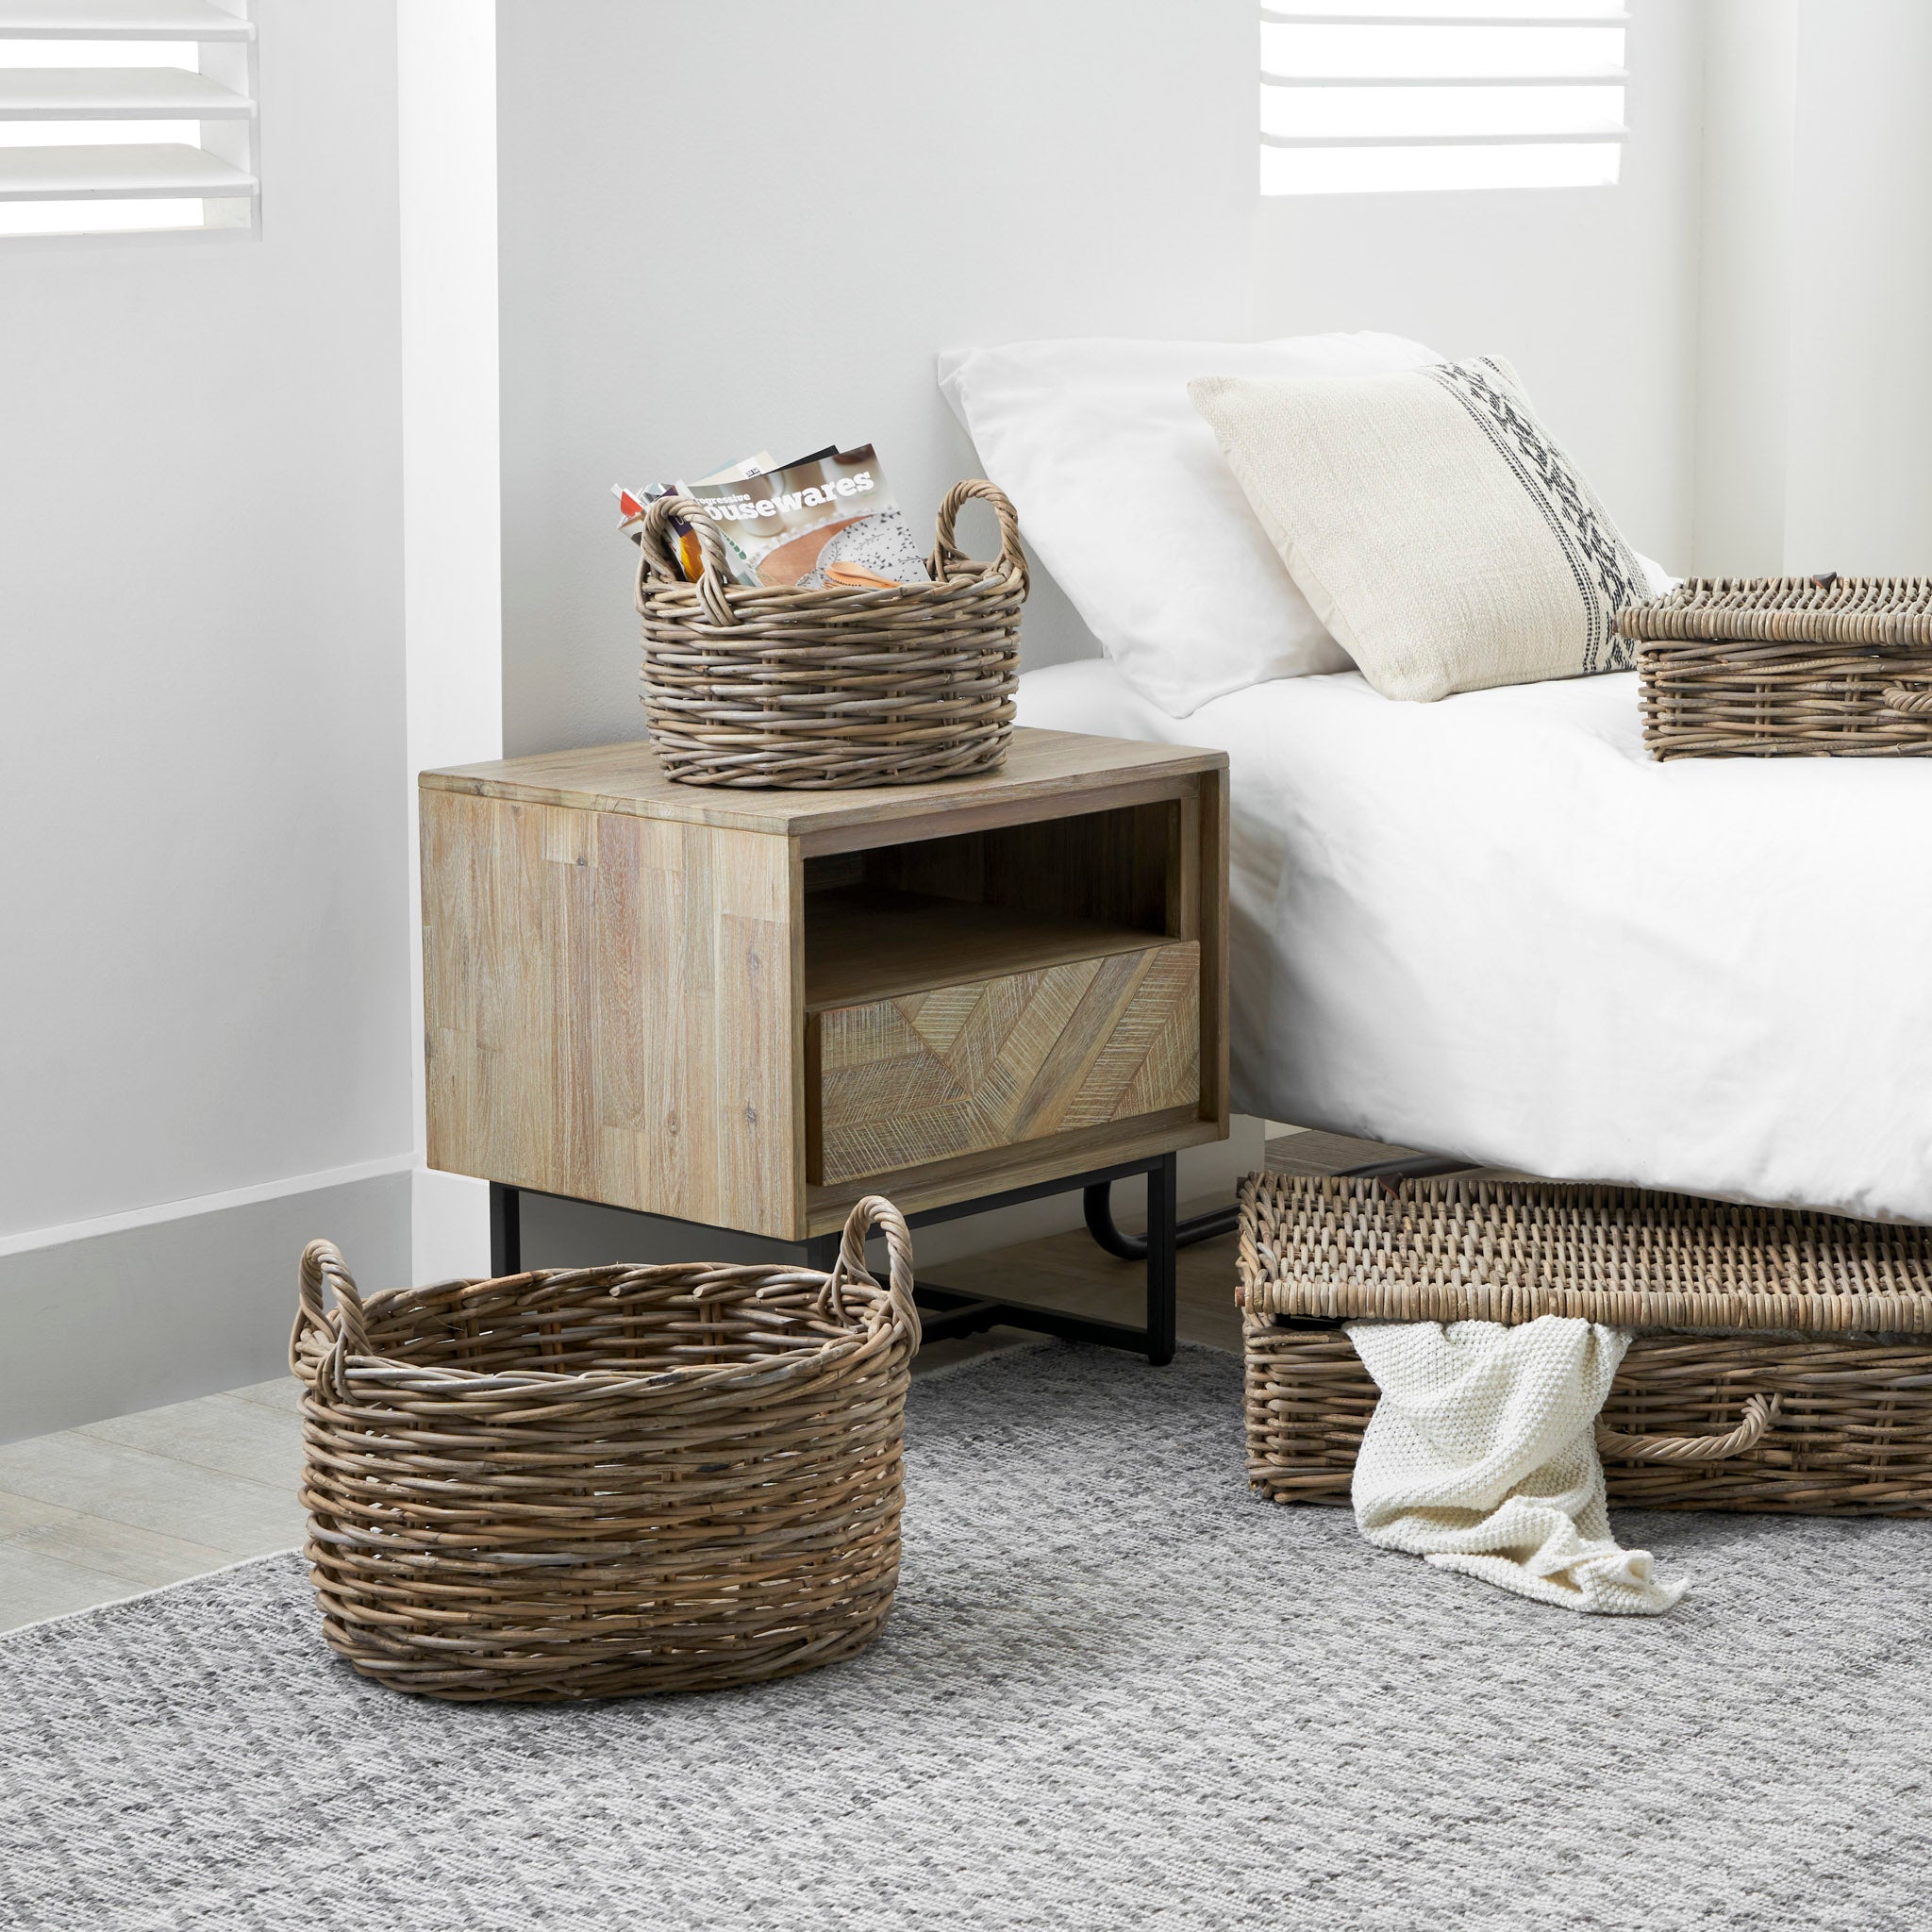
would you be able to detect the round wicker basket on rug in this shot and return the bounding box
[290,1196,921,1701]
[630,478,1026,789]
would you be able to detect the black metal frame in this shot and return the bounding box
[485,1149,1471,1371]
[487,1149,1182,1367]
[1078,1150,1471,1261]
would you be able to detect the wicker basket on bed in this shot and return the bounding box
[1241,1174,1932,1516]
[291,1196,920,1701]
[1617,575,1932,758]
[629,479,1026,789]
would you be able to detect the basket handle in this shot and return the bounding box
[1595,1391,1780,1464]
[290,1238,372,1392]
[1882,684,1932,726]
[826,1195,921,1349]
[630,494,740,628]
[926,479,1027,592]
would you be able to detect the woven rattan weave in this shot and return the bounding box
[1618,575,1932,758]
[291,1197,921,1701]
[629,479,1025,789]
[1240,1174,1932,1515]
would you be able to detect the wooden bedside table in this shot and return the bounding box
[419,727,1228,1362]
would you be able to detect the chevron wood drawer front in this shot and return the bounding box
[810,941,1200,1186]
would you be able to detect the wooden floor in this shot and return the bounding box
[0,1128,1408,1634]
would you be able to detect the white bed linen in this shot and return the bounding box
[1016,658,1932,1224]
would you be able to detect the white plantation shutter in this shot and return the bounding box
[1260,2,1627,195]
[0,0,257,237]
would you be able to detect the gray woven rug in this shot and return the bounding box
[5,1342,1932,1932]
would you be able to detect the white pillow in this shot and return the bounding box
[937,332,1444,717]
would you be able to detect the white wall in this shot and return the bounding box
[1771,0,1932,572]
[1769,2,1932,572]
[495,0,1257,747]
[1692,0,1796,575]
[398,0,501,1284]
[1252,0,1707,573]
[0,0,414,1439]
[1691,0,1932,575]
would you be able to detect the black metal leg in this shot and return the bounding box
[1083,1150,1475,1266]
[1145,1152,1177,1366]
[499,1156,1192,1363]
[490,1182,522,1277]
[1083,1178,1238,1259]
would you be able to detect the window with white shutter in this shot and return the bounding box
[1260,2,1627,195]
[0,0,257,238]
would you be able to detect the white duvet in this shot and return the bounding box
[1016,659,1932,1225]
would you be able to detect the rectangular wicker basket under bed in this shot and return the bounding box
[1241,1174,1932,1516]
[1618,574,1932,758]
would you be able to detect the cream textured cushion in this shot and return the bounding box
[1189,357,1652,703]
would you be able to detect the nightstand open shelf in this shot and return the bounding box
[802,885,1164,1009]
[420,726,1229,1361]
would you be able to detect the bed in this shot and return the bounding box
[1016,658,1932,1226]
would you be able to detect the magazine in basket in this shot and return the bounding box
[618,442,928,590]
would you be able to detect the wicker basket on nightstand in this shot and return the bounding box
[629,479,1026,790]
[1240,1173,1932,1515]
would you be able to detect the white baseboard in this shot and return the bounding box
[0,1167,411,1445]
[0,1152,415,1260]
[411,1166,491,1282]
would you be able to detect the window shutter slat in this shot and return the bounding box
[1259,1,1626,194]
[1262,128,1624,147]
[0,2,252,40]
[0,0,254,236]
[1262,70,1627,84]
[0,140,252,198]
[1261,10,1629,25]
[0,66,251,115]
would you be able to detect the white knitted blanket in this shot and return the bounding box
[1345,1316,1686,1615]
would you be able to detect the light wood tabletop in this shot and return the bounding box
[423,726,1224,841]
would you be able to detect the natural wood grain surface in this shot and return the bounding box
[849,799,1179,934]
[1197,766,1232,1133]
[795,775,1193,860]
[0,1382,308,1633]
[1263,1126,1432,1175]
[423,732,1230,1240]
[806,1108,1220,1235]
[812,942,1199,1185]
[423,727,1224,839]
[423,789,802,1238]
[804,885,1166,1010]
